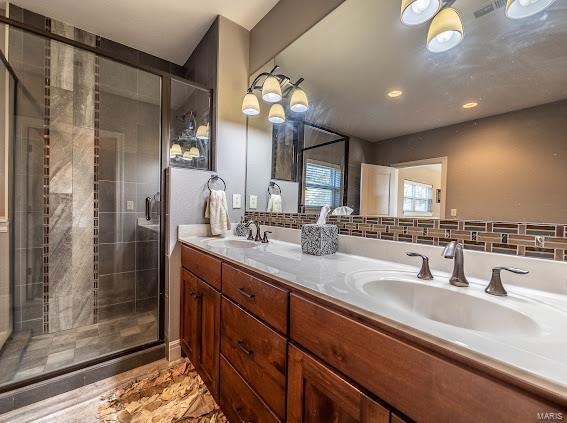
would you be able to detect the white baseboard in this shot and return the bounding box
[167,339,181,361]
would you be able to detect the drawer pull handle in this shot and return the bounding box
[238,288,255,299]
[237,340,253,356]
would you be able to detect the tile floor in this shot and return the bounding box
[0,311,157,387]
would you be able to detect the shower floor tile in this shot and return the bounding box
[0,310,157,388]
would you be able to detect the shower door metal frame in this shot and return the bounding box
[0,14,213,394]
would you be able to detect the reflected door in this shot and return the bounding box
[360,164,398,216]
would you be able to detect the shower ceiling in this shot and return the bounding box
[8,0,280,64]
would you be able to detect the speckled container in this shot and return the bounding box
[301,224,338,256]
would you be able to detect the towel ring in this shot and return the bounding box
[268,181,281,196]
[208,174,226,192]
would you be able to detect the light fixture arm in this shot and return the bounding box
[283,77,304,98]
[247,65,294,94]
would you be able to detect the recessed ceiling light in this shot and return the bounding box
[462,102,478,109]
[387,90,403,98]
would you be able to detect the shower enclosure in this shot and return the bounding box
[0,17,164,390]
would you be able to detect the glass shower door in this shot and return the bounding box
[0,23,162,389]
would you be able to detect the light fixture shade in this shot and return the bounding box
[268,104,285,124]
[427,8,464,53]
[188,146,200,157]
[290,88,309,113]
[170,143,182,158]
[242,92,260,115]
[196,124,209,140]
[401,0,441,25]
[505,0,556,19]
[262,76,283,103]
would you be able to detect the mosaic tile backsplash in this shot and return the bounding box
[245,212,567,262]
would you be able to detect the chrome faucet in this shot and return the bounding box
[442,241,469,287]
[485,266,529,296]
[245,220,262,242]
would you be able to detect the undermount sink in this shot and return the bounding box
[205,238,258,249]
[349,273,541,336]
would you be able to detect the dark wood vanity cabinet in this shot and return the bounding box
[287,344,390,423]
[180,257,220,400]
[181,244,565,422]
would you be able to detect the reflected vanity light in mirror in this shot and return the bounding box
[268,103,286,124]
[196,124,209,140]
[290,88,309,112]
[462,102,479,109]
[262,76,283,102]
[401,0,441,25]
[170,143,182,158]
[427,8,464,53]
[388,90,403,98]
[242,92,260,116]
[506,0,557,19]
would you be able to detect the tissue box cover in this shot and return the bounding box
[301,224,338,256]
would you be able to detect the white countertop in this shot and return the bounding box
[179,232,567,397]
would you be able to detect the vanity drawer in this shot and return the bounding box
[220,355,280,423]
[290,294,560,422]
[222,263,288,334]
[181,245,221,290]
[221,297,287,419]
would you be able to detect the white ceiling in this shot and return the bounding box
[10,0,279,64]
[275,0,567,142]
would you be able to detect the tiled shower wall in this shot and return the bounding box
[8,6,161,335]
[246,212,567,262]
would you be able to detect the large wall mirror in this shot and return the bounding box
[245,0,567,224]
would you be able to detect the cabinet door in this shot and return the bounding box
[197,278,221,400]
[287,345,389,423]
[180,270,200,366]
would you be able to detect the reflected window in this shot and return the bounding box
[304,160,342,210]
[403,180,433,215]
[169,78,212,170]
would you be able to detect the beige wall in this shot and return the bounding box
[373,100,567,223]
[249,0,345,73]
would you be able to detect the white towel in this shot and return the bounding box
[331,206,354,216]
[267,194,282,213]
[205,189,231,235]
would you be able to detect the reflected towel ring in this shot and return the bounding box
[208,174,227,192]
[268,181,282,196]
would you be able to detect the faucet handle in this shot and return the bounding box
[262,231,272,244]
[247,228,254,241]
[485,266,529,296]
[406,252,433,280]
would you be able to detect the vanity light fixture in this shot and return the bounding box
[505,0,557,19]
[241,65,308,123]
[401,0,441,25]
[262,75,283,102]
[268,103,286,124]
[196,124,209,140]
[290,88,309,112]
[387,90,403,98]
[241,92,260,116]
[462,101,478,109]
[188,146,201,158]
[427,8,464,53]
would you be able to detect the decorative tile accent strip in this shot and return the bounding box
[93,36,101,323]
[42,17,52,334]
[245,212,567,262]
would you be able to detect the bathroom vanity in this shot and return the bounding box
[178,234,566,422]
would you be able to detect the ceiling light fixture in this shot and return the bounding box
[268,104,286,124]
[401,0,441,25]
[241,65,308,123]
[462,102,478,109]
[387,90,403,98]
[505,0,557,19]
[427,8,464,53]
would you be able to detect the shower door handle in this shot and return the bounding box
[145,197,152,221]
